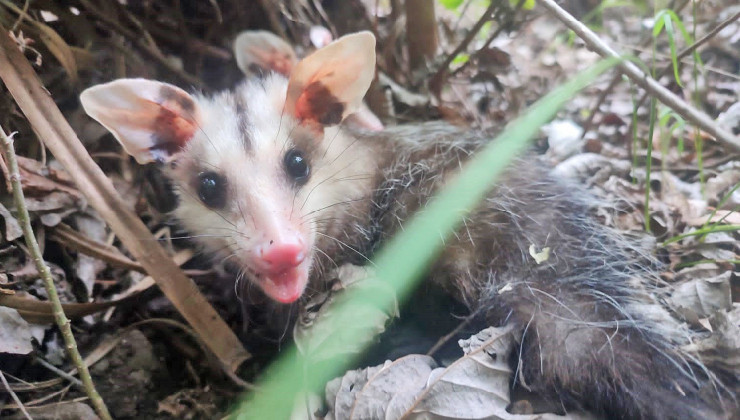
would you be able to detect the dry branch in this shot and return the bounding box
[429,0,497,97]
[0,126,112,420]
[0,370,32,420]
[0,26,250,372]
[629,10,740,115]
[539,0,740,152]
[50,223,145,274]
[78,0,203,88]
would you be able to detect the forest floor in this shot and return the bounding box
[0,0,738,419]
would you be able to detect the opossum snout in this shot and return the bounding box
[258,242,306,274]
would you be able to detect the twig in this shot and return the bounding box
[34,357,83,387]
[429,0,498,96]
[539,0,740,152]
[141,23,232,60]
[581,70,623,135]
[257,0,288,40]
[0,25,250,372]
[450,0,526,78]
[0,370,32,420]
[10,0,30,32]
[0,127,112,420]
[78,0,203,88]
[629,10,740,115]
[426,312,476,357]
[617,42,739,79]
[581,0,689,134]
[50,223,145,273]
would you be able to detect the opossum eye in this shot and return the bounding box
[284,149,310,185]
[197,172,227,209]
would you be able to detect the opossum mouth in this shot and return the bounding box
[258,265,308,304]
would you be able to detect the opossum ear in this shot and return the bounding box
[285,31,376,128]
[233,30,298,77]
[79,79,200,164]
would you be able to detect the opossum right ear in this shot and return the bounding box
[79,79,200,164]
[233,30,298,77]
[285,31,376,129]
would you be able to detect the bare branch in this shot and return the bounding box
[0,126,112,420]
[539,0,740,152]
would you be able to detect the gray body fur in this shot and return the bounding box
[308,123,736,419]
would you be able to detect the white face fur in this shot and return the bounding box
[80,32,377,303]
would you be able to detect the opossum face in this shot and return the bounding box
[80,32,376,303]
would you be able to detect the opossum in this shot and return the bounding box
[79,32,735,419]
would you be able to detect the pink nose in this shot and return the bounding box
[260,243,305,274]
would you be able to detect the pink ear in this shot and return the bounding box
[233,30,298,77]
[79,79,200,164]
[285,31,376,127]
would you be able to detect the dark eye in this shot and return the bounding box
[283,149,310,185]
[197,172,227,209]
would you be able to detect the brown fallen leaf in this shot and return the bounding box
[687,210,740,227]
[669,264,733,326]
[325,326,590,420]
[0,201,22,240]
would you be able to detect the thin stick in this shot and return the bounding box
[539,0,740,152]
[426,313,477,357]
[429,0,498,96]
[0,370,32,420]
[0,127,112,420]
[581,0,689,134]
[34,357,84,387]
[629,10,740,115]
[78,0,203,88]
[450,0,527,78]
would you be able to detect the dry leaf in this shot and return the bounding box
[324,326,589,419]
[0,201,23,241]
[0,306,35,354]
[669,265,732,325]
[687,210,740,227]
[683,304,740,374]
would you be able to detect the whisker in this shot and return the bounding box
[298,160,360,211]
[315,231,373,265]
[177,184,239,229]
[302,197,367,218]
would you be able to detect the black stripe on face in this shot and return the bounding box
[233,93,252,151]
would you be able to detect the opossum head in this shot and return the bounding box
[80,32,376,303]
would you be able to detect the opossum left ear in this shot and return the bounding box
[79,78,200,164]
[233,30,298,77]
[285,31,376,128]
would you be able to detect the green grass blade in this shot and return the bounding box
[664,224,740,245]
